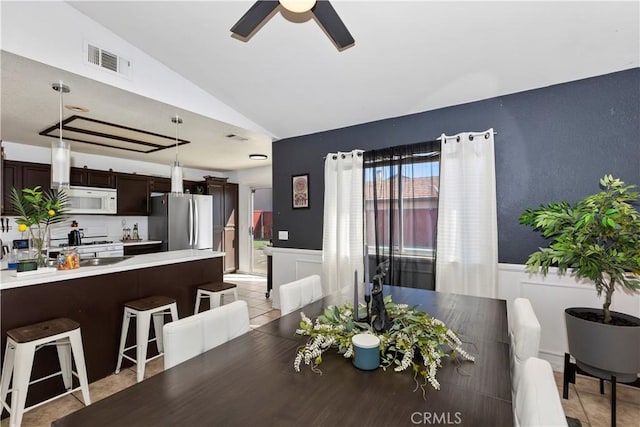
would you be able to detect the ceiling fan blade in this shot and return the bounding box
[231,1,280,38]
[312,1,354,49]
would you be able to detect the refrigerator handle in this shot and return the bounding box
[194,199,199,246]
[188,198,193,246]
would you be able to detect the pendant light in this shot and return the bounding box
[170,116,184,194]
[51,82,71,190]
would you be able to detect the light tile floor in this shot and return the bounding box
[2,275,638,426]
[554,371,640,427]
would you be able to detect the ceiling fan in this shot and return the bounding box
[231,0,355,50]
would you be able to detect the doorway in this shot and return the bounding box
[250,188,272,275]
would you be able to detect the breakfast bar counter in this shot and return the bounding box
[0,250,225,409]
[1,249,224,289]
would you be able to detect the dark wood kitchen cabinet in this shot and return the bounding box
[2,160,51,215]
[185,180,206,195]
[206,177,238,273]
[70,167,115,188]
[1,159,208,217]
[87,170,115,188]
[69,167,84,187]
[116,174,149,215]
[123,242,163,255]
[1,160,20,215]
[149,178,207,195]
[22,163,51,191]
[209,182,224,250]
[149,177,171,193]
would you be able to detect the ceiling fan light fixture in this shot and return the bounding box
[51,81,71,191]
[249,154,268,160]
[231,0,354,49]
[170,115,184,195]
[279,0,316,13]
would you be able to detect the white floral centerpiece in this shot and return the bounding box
[294,295,475,395]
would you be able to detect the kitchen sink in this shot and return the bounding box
[80,256,133,267]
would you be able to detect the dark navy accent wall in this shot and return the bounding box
[272,68,640,264]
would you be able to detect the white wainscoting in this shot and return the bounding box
[498,263,640,371]
[271,247,322,309]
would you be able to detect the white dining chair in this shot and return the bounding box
[514,357,568,427]
[279,274,323,316]
[163,300,251,370]
[510,297,541,395]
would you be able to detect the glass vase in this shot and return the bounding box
[29,225,50,268]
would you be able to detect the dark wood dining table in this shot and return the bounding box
[53,287,513,427]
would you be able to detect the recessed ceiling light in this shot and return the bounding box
[249,154,268,160]
[65,104,89,113]
[226,134,249,142]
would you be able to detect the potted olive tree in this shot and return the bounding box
[520,175,640,382]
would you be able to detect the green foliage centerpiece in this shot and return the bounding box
[294,296,475,395]
[11,186,68,267]
[519,175,640,324]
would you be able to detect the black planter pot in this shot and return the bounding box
[565,307,640,383]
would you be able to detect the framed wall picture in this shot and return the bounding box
[292,174,310,209]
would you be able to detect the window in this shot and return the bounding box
[364,160,439,257]
[363,141,440,288]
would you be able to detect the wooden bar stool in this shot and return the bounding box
[0,318,91,427]
[115,296,178,383]
[194,282,238,313]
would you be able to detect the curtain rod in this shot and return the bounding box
[322,130,498,159]
[322,139,439,160]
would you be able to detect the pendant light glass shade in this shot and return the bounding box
[51,82,71,190]
[171,161,184,194]
[51,139,71,189]
[170,116,184,195]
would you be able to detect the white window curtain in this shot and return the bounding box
[322,150,364,298]
[435,129,498,298]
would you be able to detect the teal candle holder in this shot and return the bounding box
[352,333,380,370]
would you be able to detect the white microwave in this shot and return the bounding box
[65,186,117,214]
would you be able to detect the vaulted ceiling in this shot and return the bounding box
[2,1,638,172]
[68,1,639,138]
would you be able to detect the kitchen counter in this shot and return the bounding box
[121,240,163,246]
[1,251,224,407]
[0,249,224,290]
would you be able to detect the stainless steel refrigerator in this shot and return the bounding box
[149,194,213,251]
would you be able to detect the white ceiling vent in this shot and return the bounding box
[86,43,131,77]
